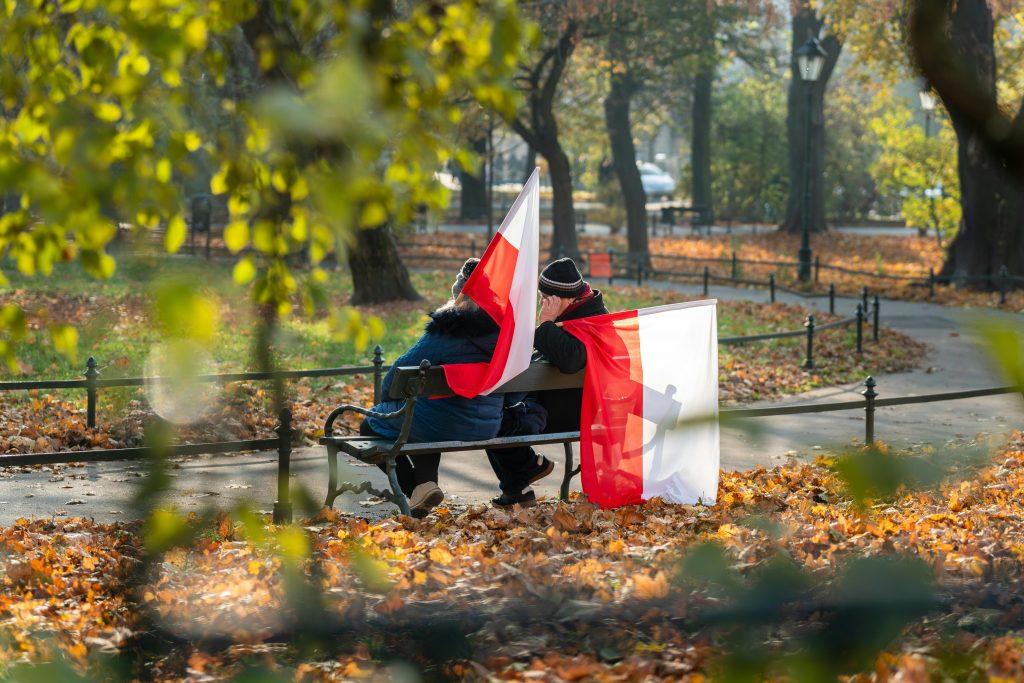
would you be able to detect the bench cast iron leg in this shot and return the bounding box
[560,442,576,501]
[386,458,412,516]
[325,446,340,508]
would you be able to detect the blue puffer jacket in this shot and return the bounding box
[365,304,503,443]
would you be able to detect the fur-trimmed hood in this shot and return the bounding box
[425,304,499,338]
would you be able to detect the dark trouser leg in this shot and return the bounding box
[487,445,538,495]
[361,420,415,496]
[411,452,440,487]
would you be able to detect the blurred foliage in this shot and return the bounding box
[0,0,526,366]
[868,92,960,238]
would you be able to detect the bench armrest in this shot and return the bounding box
[323,402,410,438]
[324,360,431,459]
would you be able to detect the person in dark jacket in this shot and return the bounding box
[361,258,503,517]
[487,257,609,506]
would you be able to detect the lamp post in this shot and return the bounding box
[919,86,936,138]
[918,86,939,242]
[795,37,828,282]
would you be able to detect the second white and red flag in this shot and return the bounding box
[562,300,720,508]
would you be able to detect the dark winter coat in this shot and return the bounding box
[365,305,504,443]
[510,290,608,433]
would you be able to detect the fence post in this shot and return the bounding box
[608,248,615,285]
[863,376,877,446]
[85,356,98,429]
[635,256,643,286]
[855,304,864,353]
[469,238,476,259]
[828,283,835,315]
[703,266,709,296]
[814,256,820,285]
[803,315,816,369]
[372,345,384,405]
[999,265,1008,305]
[861,286,869,315]
[274,407,294,524]
[731,251,738,281]
[872,295,880,342]
[769,273,776,303]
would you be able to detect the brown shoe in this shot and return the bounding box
[408,482,444,518]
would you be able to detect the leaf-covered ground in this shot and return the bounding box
[0,433,1022,680]
[401,231,1024,312]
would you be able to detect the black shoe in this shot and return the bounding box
[527,456,555,485]
[491,489,537,508]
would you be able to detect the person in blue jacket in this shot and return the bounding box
[360,258,502,517]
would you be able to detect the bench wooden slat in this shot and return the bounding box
[321,430,581,457]
[387,361,584,400]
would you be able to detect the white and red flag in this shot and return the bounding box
[561,300,719,508]
[444,168,541,397]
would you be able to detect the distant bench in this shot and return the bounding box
[320,361,584,516]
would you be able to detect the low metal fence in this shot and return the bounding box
[395,240,1023,306]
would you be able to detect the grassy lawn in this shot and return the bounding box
[2,256,845,381]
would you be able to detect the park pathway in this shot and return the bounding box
[0,282,1020,523]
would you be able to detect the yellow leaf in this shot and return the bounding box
[223,220,249,253]
[233,257,256,284]
[359,202,388,228]
[183,17,207,50]
[164,215,186,254]
[95,102,122,122]
[156,158,172,183]
[49,325,78,362]
[184,131,202,152]
[247,560,262,576]
[276,527,309,564]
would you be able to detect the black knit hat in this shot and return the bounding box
[452,258,480,297]
[539,257,586,298]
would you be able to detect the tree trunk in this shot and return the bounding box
[543,143,580,261]
[523,146,537,183]
[347,225,421,304]
[691,69,713,221]
[604,70,649,267]
[937,0,1024,286]
[459,135,488,220]
[782,4,841,234]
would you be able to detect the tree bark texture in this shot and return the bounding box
[508,26,579,261]
[691,69,714,221]
[459,135,488,220]
[347,225,421,304]
[933,0,1024,286]
[782,5,841,234]
[604,67,650,267]
[523,146,537,184]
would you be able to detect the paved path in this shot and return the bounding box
[1,282,1020,523]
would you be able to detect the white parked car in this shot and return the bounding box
[637,161,676,198]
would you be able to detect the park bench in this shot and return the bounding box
[320,361,585,516]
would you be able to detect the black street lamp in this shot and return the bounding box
[795,37,828,282]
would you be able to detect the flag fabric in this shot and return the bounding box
[561,299,719,508]
[443,168,541,397]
